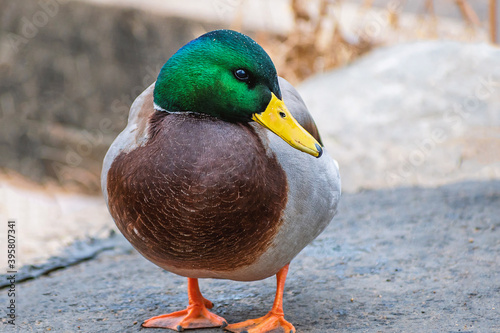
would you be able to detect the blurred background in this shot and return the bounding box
[0,0,499,270]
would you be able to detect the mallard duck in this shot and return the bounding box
[102,29,340,333]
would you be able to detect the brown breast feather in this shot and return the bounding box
[107,111,288,272]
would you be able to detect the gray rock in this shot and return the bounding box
[299,41,500,192]
[0,0,218,192]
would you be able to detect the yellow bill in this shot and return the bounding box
[252,93,323,158]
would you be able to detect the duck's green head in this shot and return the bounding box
[154,29,322,157]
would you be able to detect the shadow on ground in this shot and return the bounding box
[1,180,499,332]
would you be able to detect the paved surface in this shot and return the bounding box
[1,180,499,332]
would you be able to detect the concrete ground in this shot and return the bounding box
[1,180,499,332]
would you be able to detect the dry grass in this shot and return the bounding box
[258,0,375,84]
[256,0,485,85]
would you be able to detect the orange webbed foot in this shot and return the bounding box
[225,311,295,333]
[142,278,227,331]
[142,303,227,331]
[226,264,295,333]
[203,296,214,309]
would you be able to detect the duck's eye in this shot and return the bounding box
[279,111,286,118]
[234,69,249,81]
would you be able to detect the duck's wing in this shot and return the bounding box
[101,82,155,203]
[278,77,323,146]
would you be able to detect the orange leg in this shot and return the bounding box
[142,278,227,331]
[225,264,295,333]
